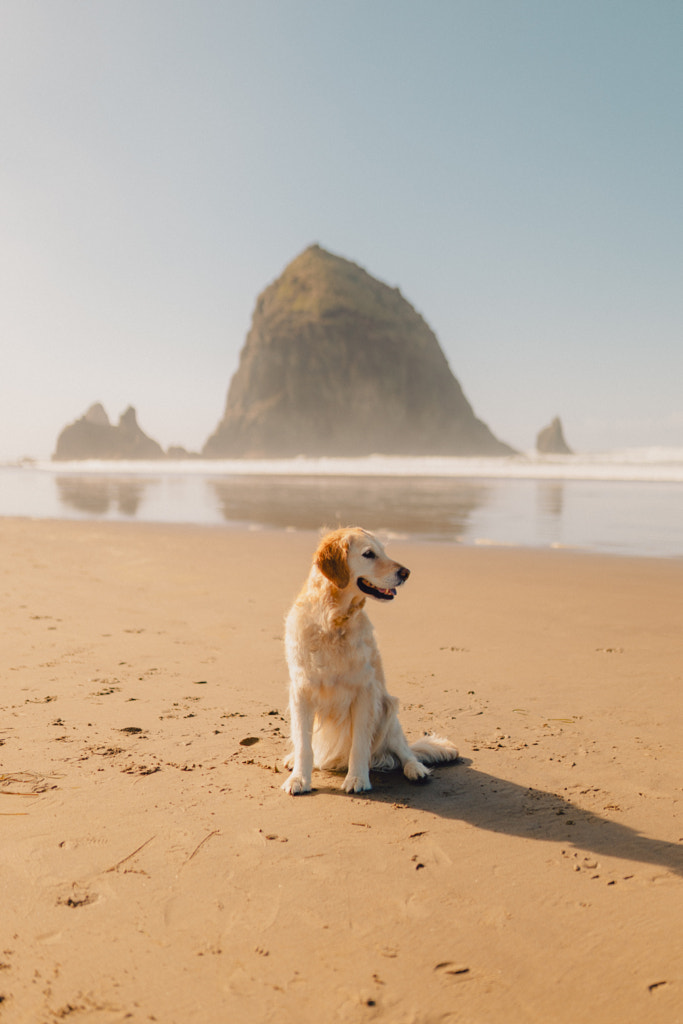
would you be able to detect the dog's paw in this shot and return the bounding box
[283,752,295,770]
[342,773,372,793]
[282,773,311,795]
[403,759,432,782]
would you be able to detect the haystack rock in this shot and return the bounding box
[203,245,514,458]
[536,416,573,455]
[53,404,164,460]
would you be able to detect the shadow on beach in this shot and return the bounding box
[314,759,683,879]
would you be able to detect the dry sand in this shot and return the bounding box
[0,518,681,1024]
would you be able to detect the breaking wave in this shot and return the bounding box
[25,446,683,483]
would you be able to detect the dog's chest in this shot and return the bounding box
[296,615,375,678]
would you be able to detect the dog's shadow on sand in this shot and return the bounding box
[316,759,683,878]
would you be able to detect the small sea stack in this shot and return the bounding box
[536,416,573,455]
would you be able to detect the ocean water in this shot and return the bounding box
[1,449,682,558]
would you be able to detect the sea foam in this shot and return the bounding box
[29,447,683,483]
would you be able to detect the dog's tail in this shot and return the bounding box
[371,732,459,772]
[410,733,459,764]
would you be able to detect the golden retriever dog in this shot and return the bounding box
[282,527,458,795]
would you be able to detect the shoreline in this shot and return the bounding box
[3,461,683,560]
[1,506,682,545]
[1,518,681,1022]
[1,511,682,572]
[2,511,683,564]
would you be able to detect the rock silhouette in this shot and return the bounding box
[536,416,573,455]
[203,245,514,457]
[53,404,164,460]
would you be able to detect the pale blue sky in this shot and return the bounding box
[2,0,681,459]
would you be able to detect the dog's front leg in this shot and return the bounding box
[343,687,375,793]
[282,690,315,795]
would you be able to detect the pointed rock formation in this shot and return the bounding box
[83,402,110,428]
[203,245,514,458]
[53,404,164,460]
[536,416,573,455]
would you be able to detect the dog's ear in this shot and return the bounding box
[315,533,350,589]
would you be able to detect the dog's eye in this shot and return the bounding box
[362,549,377,560]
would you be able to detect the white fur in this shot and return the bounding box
[282,527,458,795]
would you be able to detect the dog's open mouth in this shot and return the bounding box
[357,577,397,601]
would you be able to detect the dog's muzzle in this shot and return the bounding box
[357,565,410,601]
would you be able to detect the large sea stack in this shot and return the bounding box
[53,404,164,460]
[203,246,514,458]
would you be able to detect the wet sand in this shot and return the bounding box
[3,463,683,556]
[0,518,681,1022]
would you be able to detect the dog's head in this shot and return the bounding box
[314,527,410,601]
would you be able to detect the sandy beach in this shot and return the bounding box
[0,518,681,1024]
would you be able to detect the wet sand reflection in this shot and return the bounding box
[44,470,682,556]
[56,476,150,517]
[209,475,489,539]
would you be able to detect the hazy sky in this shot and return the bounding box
[2,0,681,460]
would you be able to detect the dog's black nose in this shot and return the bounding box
[398,566,410,581]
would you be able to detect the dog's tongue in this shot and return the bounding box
[358,577,396,599]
